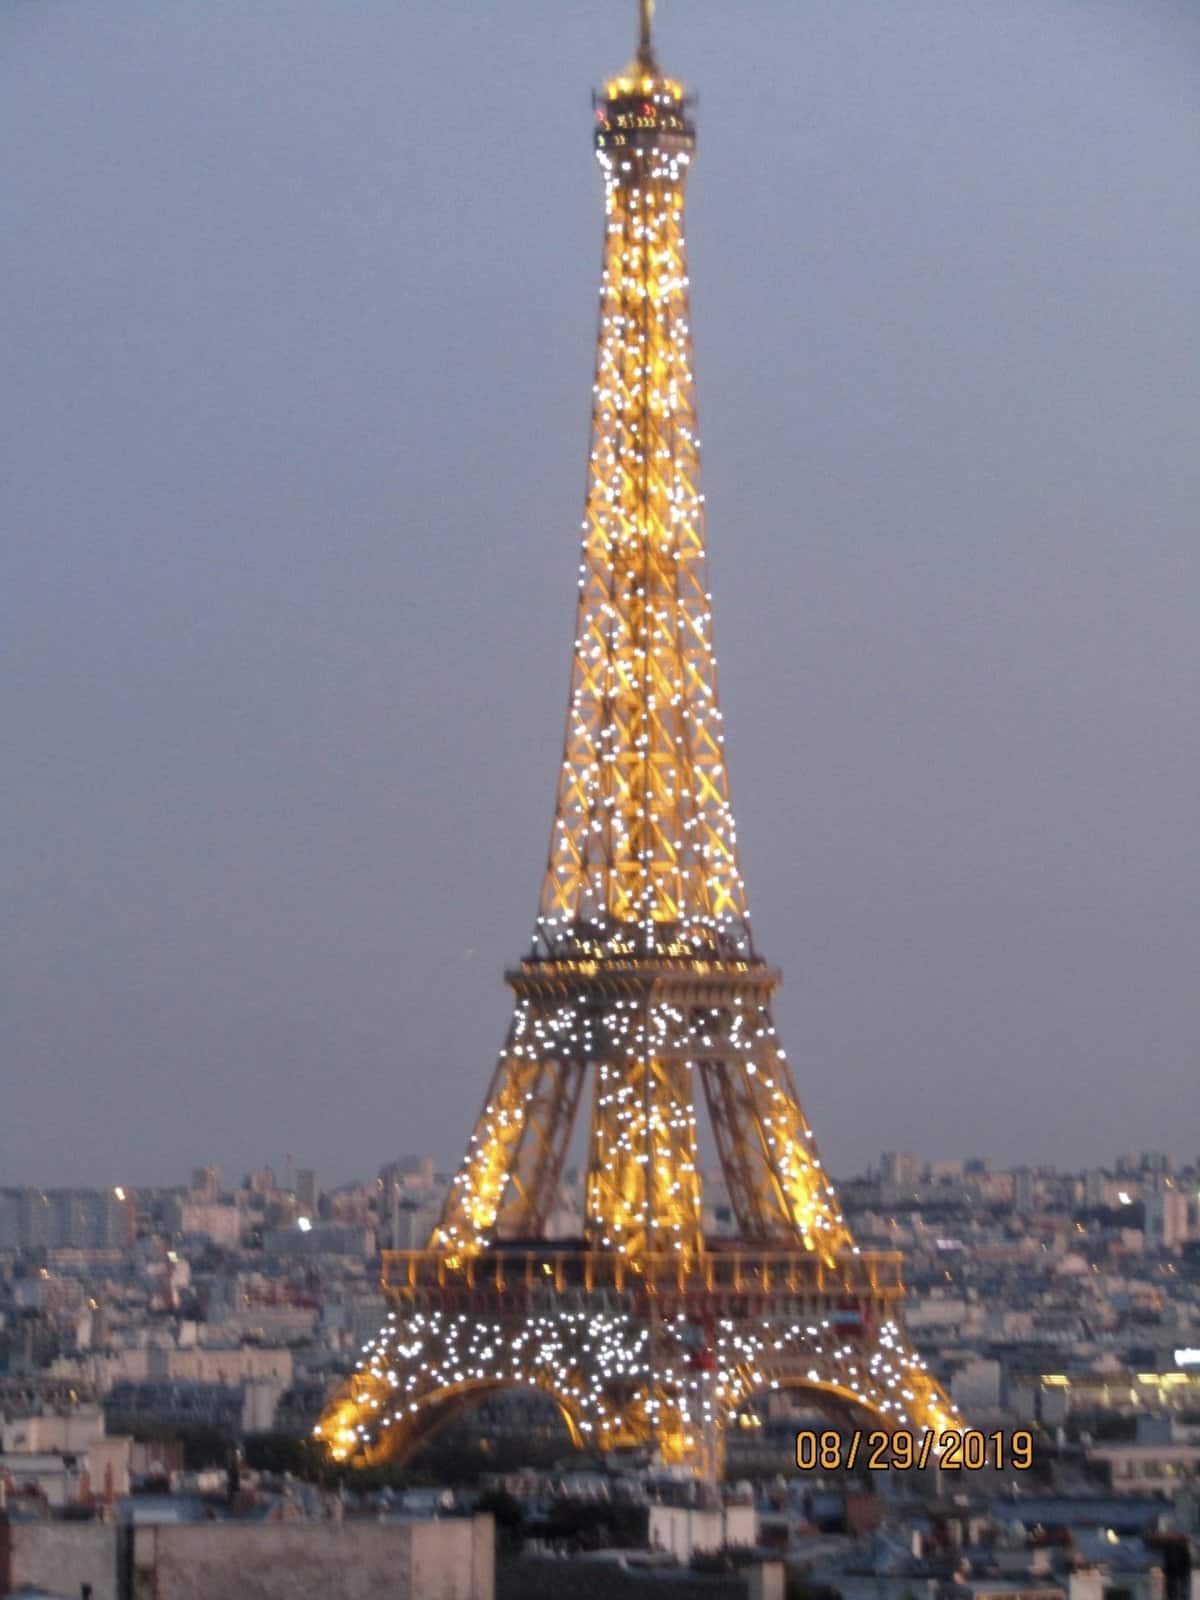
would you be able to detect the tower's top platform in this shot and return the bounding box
[595,0,695,160]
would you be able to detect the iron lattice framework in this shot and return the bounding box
[318,2,959,1478]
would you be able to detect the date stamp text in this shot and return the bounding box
[795,1428,1034,1472]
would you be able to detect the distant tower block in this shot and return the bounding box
[191,1166,221,1202]
[296,1169,320,1216]
[318,2,959,1479]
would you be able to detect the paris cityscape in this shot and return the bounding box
[2,1148,1200,1598]
[4,1,1198,1598]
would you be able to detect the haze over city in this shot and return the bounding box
[5,0,1199,1188]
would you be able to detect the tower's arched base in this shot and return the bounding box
[317,1247,959,1480]
[335,1376,584,1471]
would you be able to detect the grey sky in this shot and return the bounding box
[4,0,1198,1188]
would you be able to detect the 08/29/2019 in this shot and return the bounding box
[795,1429,1034,1472]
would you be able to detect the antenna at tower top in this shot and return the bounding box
[636,0,658,71]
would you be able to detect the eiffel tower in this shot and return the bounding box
[318,0,959,1479]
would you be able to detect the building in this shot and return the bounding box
[2,1409,108,1455]
[262,1221,373,1259]
[168,1199,242,1248]
[0,1188,131,1251]
[1,1515,494,1600]
[389,1200,439,1251]
[0,1408,132,1508]
[147,1346,293,1387]
[1013,1168,1037,1213]
[649,1500,758,1561]
[950,1358,1004,1412]
[881,1152,923,1190]
[1087,1441,1200,1494]
[1145,1185,1191,1249]
[190,1167,221,1202]
[106,1378,244,1433]
[296,1168,320,1215]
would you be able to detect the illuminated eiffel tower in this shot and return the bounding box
[318,0,959,1479]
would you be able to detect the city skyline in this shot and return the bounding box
[4,1144,1198,1203]
[5,0,1200,1189]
